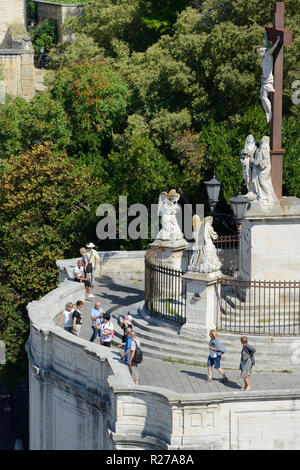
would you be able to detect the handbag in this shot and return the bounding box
[86,253,93,273]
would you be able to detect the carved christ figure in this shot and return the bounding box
[255,34,281,123]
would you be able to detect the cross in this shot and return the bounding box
[265,2,292,199]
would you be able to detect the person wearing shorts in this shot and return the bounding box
[206,330,228,383]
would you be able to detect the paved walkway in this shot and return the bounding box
[78,273,300,395]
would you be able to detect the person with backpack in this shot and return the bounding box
[86,243,100,287]
[206,329,229,383]
[240,336,256,391]
[120,327,133,368]
[129,331,142,385]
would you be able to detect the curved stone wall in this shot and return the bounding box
[26,275,300,450]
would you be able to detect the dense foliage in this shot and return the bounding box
[0,287,28,389]
[31,19,59,58]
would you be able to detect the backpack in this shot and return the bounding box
[132,341,143,364]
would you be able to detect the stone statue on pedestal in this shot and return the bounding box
[156,189,183,241]
[251,136,278,204]
[240,134,257,196]
[188,215,221,273]
[240,135,278,205]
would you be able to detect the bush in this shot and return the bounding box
[31,19,59,57]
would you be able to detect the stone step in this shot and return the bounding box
[111,314,296,368]
[113,334,296,370]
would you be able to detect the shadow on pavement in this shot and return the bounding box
[180,370,241,390]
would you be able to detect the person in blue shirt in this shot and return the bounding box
[89,301,105,342]
[207,330,229,383]
[121,328,133,367]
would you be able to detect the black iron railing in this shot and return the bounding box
[145,247,186,324]
[184,234,240,277]
[216,278,300,336]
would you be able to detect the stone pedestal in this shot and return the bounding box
[240,196,300,280]
[180,270,222,341]
[150,239,188,271]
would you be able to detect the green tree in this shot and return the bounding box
[50,61,130,166]
[0,143,109,302]
[107,116,175,208]
[0,93,71,159]
[0,287,28,389]
[31,19,59,57]
[65,0,191,56]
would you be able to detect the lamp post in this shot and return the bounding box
[204,169,222,215]
[230,191,249,235]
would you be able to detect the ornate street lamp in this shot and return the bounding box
[230,191,249,234]
[204,169,222,215]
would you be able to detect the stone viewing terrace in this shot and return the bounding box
[79,271,300,395]
[26,249,300,449]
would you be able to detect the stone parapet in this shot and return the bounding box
[56,250,146,283]
[26,274,300,449]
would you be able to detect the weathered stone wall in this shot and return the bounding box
[26,275,300,450]
[0,0,26,45]
[0,49,35,100]
[33,1,83,42]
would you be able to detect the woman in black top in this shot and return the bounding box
[72,300,84,336]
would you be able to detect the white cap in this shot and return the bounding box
[87,242,96,248]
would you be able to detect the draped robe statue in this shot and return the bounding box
[188,215,222,273]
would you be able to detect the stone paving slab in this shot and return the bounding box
[77,273,300,395]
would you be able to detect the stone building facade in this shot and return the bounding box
[0,0,35,102]
[33,1,83,42]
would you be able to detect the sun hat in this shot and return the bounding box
[125,314,133,323]
[87,242,96,248]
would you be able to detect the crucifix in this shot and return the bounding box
[264,2,293,199]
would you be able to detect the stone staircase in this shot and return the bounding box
[109,301,300,372]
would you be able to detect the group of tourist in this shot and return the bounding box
[73,242,101,298]
[55,297,141,384]
[55,239,255,390]
[207,330,256,391]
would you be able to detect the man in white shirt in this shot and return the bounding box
[86,243,100,287]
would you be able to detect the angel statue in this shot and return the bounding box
[156,189,183,241]
[188,215,222,273]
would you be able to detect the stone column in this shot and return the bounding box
[239,196,300,280]
[180,270,221,341]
